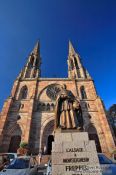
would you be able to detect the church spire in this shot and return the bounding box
[69,40,76,55]
[67,41,91,79]
[32,41,40,55]
[17,41,41,79]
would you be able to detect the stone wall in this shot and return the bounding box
[0,78,115,155]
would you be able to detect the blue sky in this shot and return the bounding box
[0,0,116,110]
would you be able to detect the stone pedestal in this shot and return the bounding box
[52,131,102,175]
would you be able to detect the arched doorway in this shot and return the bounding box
[47,135,54,154]
[87,124,102,153]
[8,124,22,153]
[89,133,101,153]
[41,120,54,154]
[8,135,21,153]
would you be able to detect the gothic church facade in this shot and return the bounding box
[0,41,115,155]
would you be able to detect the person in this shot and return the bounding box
[38,151,42,165]
[55,84,83,130]
[43,146,46,154]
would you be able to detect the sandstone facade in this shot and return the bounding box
[0,41,115,155]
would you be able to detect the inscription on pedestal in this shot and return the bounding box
[52,132,102,175]
[66,148,83,152]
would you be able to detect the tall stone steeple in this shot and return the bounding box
[67,41,91,79]
[18,41,41,79]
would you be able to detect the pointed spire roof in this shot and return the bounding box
[32,41,40,55]
[69,40,76,55]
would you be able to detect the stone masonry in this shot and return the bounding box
[52,131,102,175]
[0,41,115,156]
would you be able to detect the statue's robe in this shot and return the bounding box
[55,89,78,129]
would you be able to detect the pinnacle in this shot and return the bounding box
[69,40,76,55]
[32,40,40,55]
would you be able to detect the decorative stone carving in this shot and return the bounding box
[37,102,55,112]
[46,84,62,101]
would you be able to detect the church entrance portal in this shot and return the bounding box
[47,135,54,155]
[8,136,21,153]
[89,133,102,153]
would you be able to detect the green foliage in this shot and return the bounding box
[20,142,28,148]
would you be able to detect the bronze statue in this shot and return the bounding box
[55,84,83,130]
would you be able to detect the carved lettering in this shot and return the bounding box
[65,165,88,172]
[66,148,83,152]
[63,158,89,163]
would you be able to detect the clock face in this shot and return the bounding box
[46,84,61,101]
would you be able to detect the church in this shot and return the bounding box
[0,41,115,156]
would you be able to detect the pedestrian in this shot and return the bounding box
[38,150,42,165]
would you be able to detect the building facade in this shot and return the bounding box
[0,41,115,155]
[107,104,116,138]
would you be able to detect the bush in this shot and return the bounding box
[17,142,29,156]
[20,142,28,148]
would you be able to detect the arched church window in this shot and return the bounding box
[42,103,46,111]
[30,56,34,65]
[37,103,41,111]
[74,57,81,78]
[25,69,31,78]
[80,86,87,99]
[28,56,34,69]
[74,57,79,69]
[70,59,74,70]
[77,69,81,78]
[19,86,28,100]
[33,70,37,78]
[47,104,50,111]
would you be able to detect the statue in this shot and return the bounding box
[55,84,83,130]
